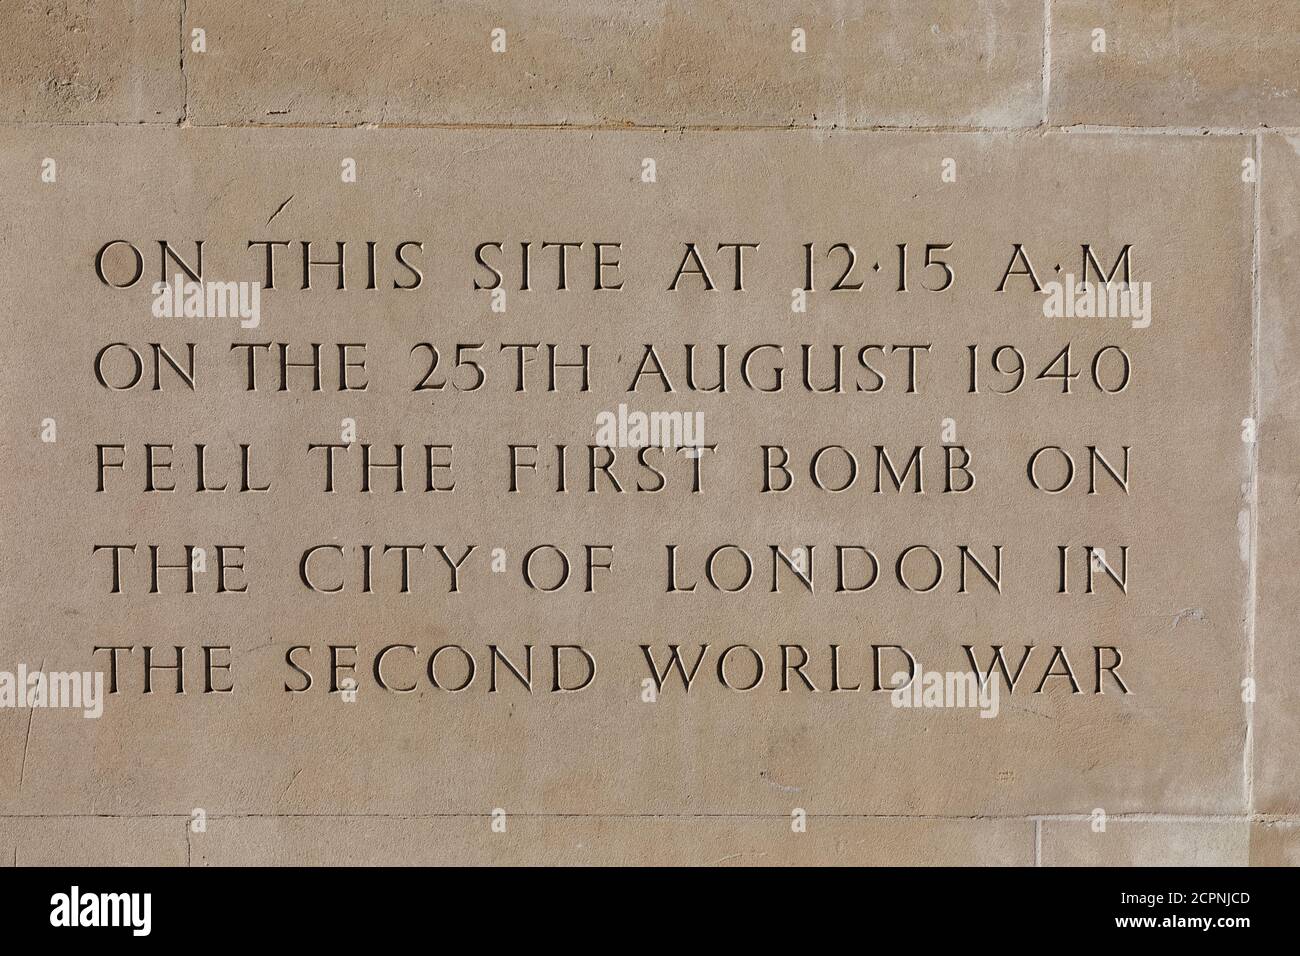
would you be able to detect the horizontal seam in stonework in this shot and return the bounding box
[0,813,1294,822]
[0,120,1279,137]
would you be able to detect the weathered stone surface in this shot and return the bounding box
[0,0,183,124]
[1249,821,1300,865]
[0,817,187,866]
[0,127,1253,857]
[189,815,1031,866]
[1256,133,1300,817]
[184,0,1044,127]
[3,0,1297,870]
[1040,820,1250,866]
[1048,1,1300,128]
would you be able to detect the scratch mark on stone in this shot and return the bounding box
[1008,704,1052,720]
[17,709,34,793]
[1172,607,1207,627]
[712,850,767,865]
[759,770,801,793]
[17,657,43,793]
[266,194,294,225]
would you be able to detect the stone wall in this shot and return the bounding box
[1,1,1296,866]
